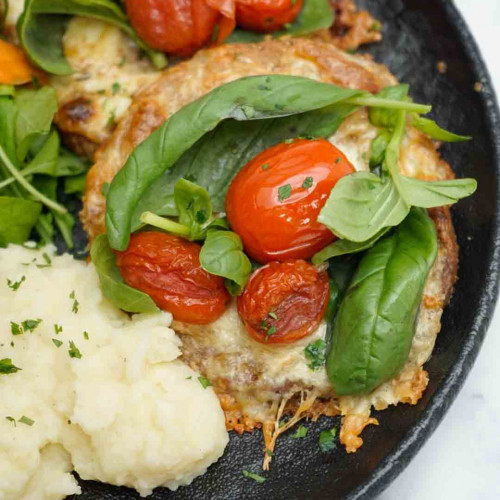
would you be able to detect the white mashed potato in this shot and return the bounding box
[0,246,228,499]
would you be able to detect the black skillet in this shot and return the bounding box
[66,0,500,498]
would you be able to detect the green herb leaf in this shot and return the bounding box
[52,338,63,348]
[369,84,409,129]
[83,331,89,340]
[0,197,42,247]
[302,176,314,189]
[411,113,471,142]
[199,231,252,296]
[69,290,79,313]
[17,0,167,75]
[198,376,212,389]
[304,339,327,371]
[10,322,22,335]
[242,470,267,484]
[90,234,159,313]
[68,340,82,359]
[290,425,308,439]
[369,129,391,170]
[5,416,16,426]
[7,276,26,291]
[278,183,292,202]
[0,358,22,375]
[19,416,34,426]
[22,318,42,332]
[319,428,337,452]
[54,324,63,334]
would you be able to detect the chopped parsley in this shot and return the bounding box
[290,425,308,439]
[54,324,63,335]
[266,449,274,457]
[319,428,337,452]
[5,416,16,426]
[304,339,327,371]
[302,176,313,189]
[265,325,276,341]
[268,311,278,320]
[111,82,120,95]
[261,163,269,170]
[69,291,79,313]
[0,359,21,375]
[68,341,82,359]
[278,419,287,428]
[371,21,382,32]
[242,470,266,483]
[335,157,341,164]
[52,339,63,348]
[83,331,89,340]
[106,112,116,129]
[10,322,22,335]
[198,376,212,389]
[186,376,192,380]
[278,184,292,202]
[22,319,42,332]
[7,276,25,291]
[19,416,34,426]
[42,253,52,265]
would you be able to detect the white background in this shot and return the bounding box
[383,1,500,499]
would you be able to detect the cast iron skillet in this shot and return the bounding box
[67,0,500,498]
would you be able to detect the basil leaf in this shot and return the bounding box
[326,208,438,395]
[90,234,159,313]
[369,84,409,128]
[0,196,42,246]
[106,76,364,250]
[226,0,333,43]
[369,129,391,169]
[317,172,409,242]
[411,113,471,142]
[17,0,167,75]
[400,176,477,207]
[174,178,212,240]
[132,102,357,223]
[199,231,252,296]
[312,228,389,265]
[14,87,58,162]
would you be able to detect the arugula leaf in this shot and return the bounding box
[0,197,42,246]
[14,87,58,162]
[90,234,159,313]
[369,129,391,169]
[369,84,409,128]
[199,231,252,295]
[411,113,471,142]
[227,0,333,43]
[0,358,21,375]
[17,0,167,75]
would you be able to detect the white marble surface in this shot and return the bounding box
[383,1,500,499]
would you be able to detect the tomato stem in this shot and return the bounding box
[346,96,431,114]
[140,211,191,237]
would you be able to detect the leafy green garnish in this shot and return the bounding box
[242,470,266,483]
[68,340,82,359]
[198,376,212,389]
[69,291,79,313]
[304,339,327,371]
[10,322,22,336]
[278,184,292,202]
[5,416,16,426]
[54,324,63,334]
[52,338,63,348]
[90,234,159,314]
[290,425,308,439]
[319,428,337,452]
[302,176,314,189]
[0,358,21,374]
[7,276,25,291]
[19,416,34,426]
[22,319,42,332]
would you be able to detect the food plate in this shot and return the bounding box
[54,0,500,498]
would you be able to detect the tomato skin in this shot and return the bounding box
[237,260,329,344]
[125,0,229,57]
[236,0,303,32]
[116,232,230,324]
[225,138,355,263]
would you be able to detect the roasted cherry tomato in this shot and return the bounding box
[225,138,355,263]
[116,231,230,324]
[237,260,329,344]
[125,0,235,57]
[235,0,303,32]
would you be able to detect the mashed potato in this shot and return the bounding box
[0,246,228,499]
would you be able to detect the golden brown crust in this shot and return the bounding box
[82,37,396,239]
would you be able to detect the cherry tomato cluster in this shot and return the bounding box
[125,0,304,57]
[115,138,355,344]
